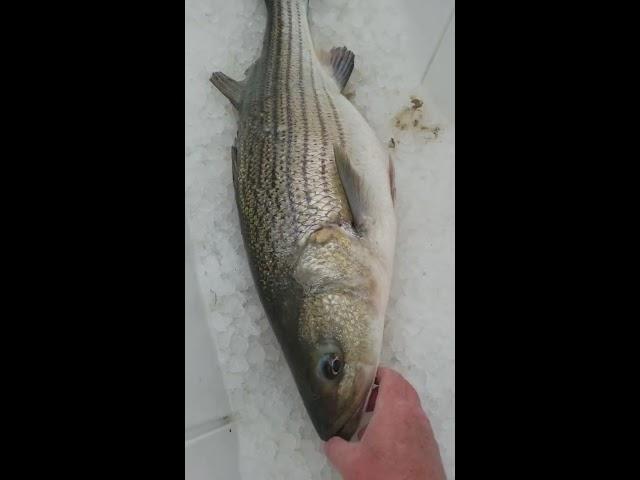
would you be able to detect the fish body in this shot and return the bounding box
[211,0,396,441]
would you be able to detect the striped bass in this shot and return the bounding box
[210,0,396,441]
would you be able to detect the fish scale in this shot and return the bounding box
[237,0,350,297]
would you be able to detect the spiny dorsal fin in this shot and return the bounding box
[231,144,239,190]
[320,46,355,92]
[334,144,369,231]
[210,72,244,110]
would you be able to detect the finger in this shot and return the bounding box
[375,367,420,406]
[324,436,361,474]
[375,366,403,388]
[373,367,401,409]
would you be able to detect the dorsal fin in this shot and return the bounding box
[320,46,355,92]
[231,144,239,190]
[210,72,244,110]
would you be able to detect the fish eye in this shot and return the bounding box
[321,353,343,380]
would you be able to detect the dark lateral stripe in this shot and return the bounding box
[297,5,311,205]
[259,0,281,244]
[269,0,283,199]
[310,55,329,189]
[325,88,345,147]
[285,0,298,223]
[258,0,277,193]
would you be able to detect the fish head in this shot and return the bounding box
[296,293,380,441]
[291,227,388,441]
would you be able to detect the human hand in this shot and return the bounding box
[324,367,446,480]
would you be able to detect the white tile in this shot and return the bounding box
[185,426,241,480]
[398,0,455,86]
[422,12,455,122]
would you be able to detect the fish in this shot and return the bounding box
[210,0,396,441]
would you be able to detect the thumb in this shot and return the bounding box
[324,437,361,474]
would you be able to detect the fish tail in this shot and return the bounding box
[265,0,308,12]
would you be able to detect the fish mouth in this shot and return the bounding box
[332,404,364,440]
[322,379,375,441]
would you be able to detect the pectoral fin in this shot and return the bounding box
[334,145,371,232]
